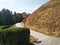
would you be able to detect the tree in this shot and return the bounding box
[0,8,26,25]
[16,13,23,23]
[1,8,13,25]
[0,11,2,25]
[12,12,23,24]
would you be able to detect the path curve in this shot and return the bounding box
[15,23,60,45]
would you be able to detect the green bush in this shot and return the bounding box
[0,27,30,45]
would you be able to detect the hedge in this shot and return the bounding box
[0,27,30,45]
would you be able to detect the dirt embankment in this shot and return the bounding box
[26,0,60,37]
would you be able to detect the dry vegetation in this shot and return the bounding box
[26,0,60,37]
[30,36,38,43]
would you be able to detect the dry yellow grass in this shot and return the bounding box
[30,36,38,43]
[26,0,60,37]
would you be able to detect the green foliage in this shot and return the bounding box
[0,26,30,45]
[13,12,23,24]
[0,8,23,25]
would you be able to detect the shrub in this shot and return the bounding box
[0,27,30,45]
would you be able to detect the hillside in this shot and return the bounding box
[26,0,60,37]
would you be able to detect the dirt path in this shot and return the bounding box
[15,23,60,45]
[30,30,60,45]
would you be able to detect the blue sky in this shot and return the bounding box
[0,0,50,13]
